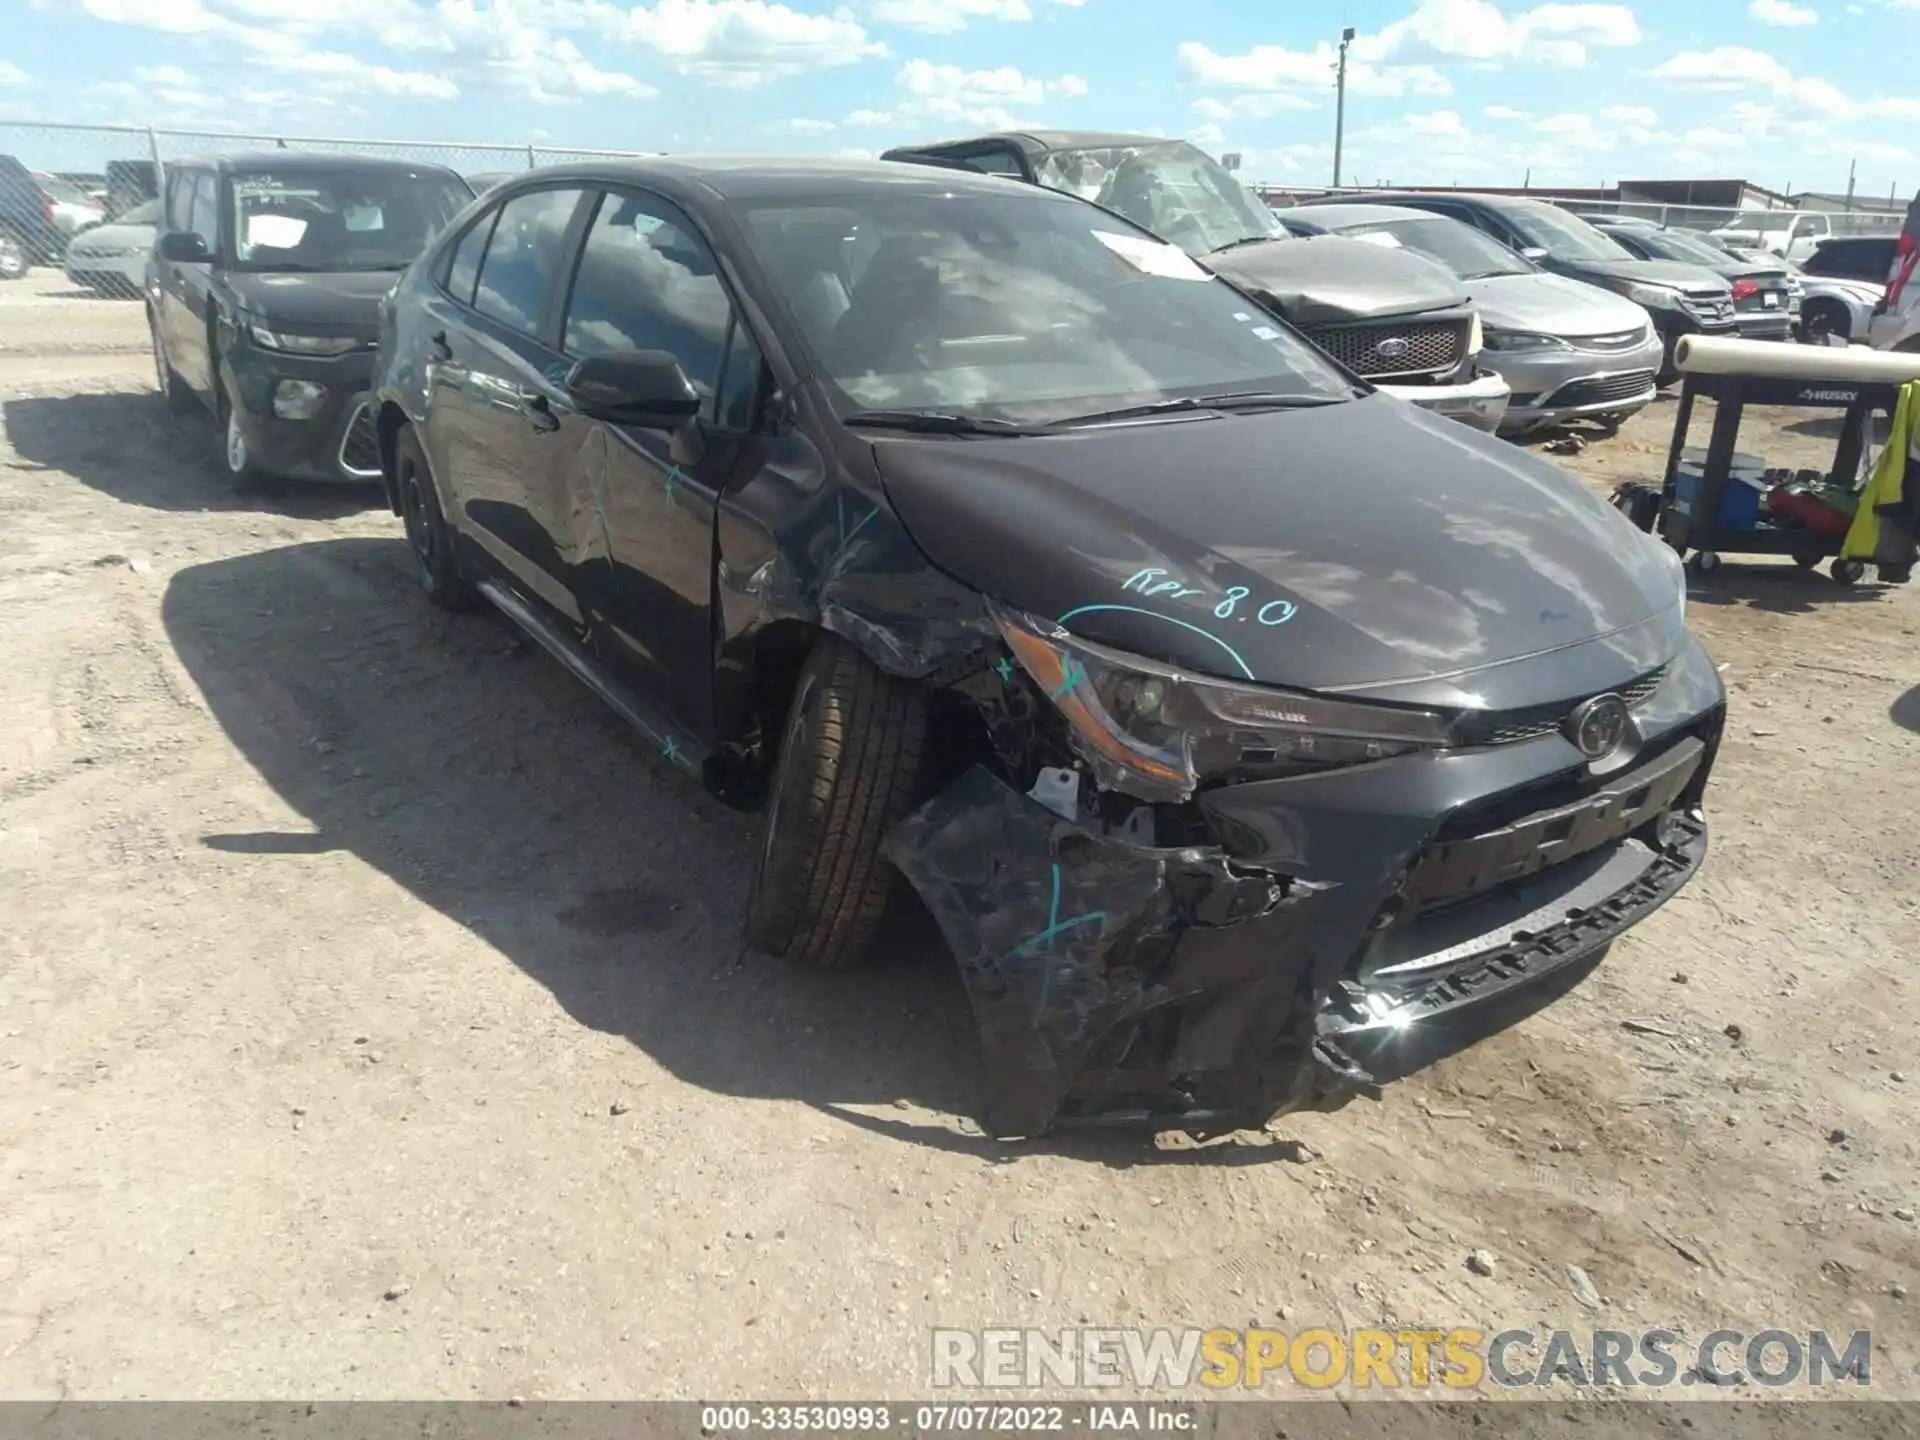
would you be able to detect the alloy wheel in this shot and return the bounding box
[225,410,249,475]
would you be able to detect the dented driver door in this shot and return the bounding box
[558,188,767,742]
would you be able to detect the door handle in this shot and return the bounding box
[428,331,453,361]
[518,390,560,433]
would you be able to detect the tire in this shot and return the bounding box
[745,632,928,970]
[150,312,198,415]
[1798,300,1849,347]
[394,424,470,611]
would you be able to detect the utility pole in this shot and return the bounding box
[1332,26,1356,189]
[1844,157,1856,213]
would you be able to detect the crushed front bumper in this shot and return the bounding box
[1377,369,1511,434]
[885,632,1724,1139]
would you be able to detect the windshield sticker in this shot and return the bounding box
[1232,311,1254,321]
[245,214,308,249]
[1251,325,1281,341]
[1352,230,1404,249]
[1091,231,1209,281]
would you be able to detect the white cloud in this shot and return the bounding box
[1360,0,1642,68]
[0,60,28,86]
[1601,102,1657,125]
[869,0,1029,33]
[1176,39,1450,99]
[842,107,897,125]
[1750,0,1817,21]
[612,0,884,86]
[782,116,838,132]
[1190,121,1226,147]
[1403,107,1471,138]
[1483,104,1527,118]
[1649,45,1876,116]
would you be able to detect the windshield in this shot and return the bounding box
[739,191,1356,425]
[1032,141,1283,258]
[119,198,161,226]
[1339,216,1532,280]
[229,167,471,272]
[40,178,92,206]
[1637,229,1741,267]
[1507,205,1635,262]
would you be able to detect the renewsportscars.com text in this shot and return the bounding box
[931,1327,1873,1390]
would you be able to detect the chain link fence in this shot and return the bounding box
[1,120,657,298]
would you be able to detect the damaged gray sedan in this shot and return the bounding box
[370,157,1725,1140]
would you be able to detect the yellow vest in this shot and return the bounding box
[1842,379,1915,561]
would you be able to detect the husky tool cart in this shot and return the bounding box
[1615,334,1920,583]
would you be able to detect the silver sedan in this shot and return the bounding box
[1280,203,1665,434]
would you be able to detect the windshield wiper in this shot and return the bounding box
[1210,234,1281,254]
[1053,391,1349,427]
[842,409,1045,436]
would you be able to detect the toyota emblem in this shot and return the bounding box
[1566,693,1630,758]
[1374,336,1411,359]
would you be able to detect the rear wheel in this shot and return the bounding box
[150,312,198,415]
[745,633,928,970]
[395,425,470,611]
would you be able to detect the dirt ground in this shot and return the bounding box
[1,268,1916,1404]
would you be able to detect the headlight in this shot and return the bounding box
[992,605,1448,799]
[1466,312,1483,356]
[247,320,360,356]
[1483,328,1571,352]
[1622,282,1681,310]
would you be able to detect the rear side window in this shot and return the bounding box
[443,210,496,305]
[560,190,736,416]
[472,187,584,336]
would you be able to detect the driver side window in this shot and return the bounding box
[559,189,745,423]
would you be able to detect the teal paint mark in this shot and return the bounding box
[1055,603,1256,680]
[661,735,682,766]
[995,657,1015,688]
[662,467,680,510]
[1047,658,1086,700]
[842,505,878,550]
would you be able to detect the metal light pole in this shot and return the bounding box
[1332,26,1356,189]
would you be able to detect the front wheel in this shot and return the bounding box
[214,383,270,489]
[745,633,928,970]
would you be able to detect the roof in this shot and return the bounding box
[1310,189,1564,216]
[1285,201,1443,228]
[888,130,1179,155]
[176,150,465,178]
[490,153,1079,203]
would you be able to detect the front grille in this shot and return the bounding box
[1681,294,1737,326]
[1451,665,1666,749]
[1543,370,1658,409]
[1302,318,1465,379]
[337,400,381,479]
[1573,327,1651,352]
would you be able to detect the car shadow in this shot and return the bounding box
[1686,562,1893,614]
[1893,683,1920,735]
[2,391,383,519]
[35,287,141,303]
[161,535,1607,1163]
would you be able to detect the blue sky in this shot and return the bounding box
[1,0,1914,195]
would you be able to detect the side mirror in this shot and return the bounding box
[158,231,210,263]
[565,350,702,428]
[1519,246,1550,263]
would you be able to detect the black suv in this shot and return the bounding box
[1309,192,1736,376]
[148,151,470,485]
[369,157,1723,1138]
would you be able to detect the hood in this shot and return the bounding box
[1205,235,1467,326]
[1465,271,1652,340]
[67,221,154,255]
[1559,256,1730,295]
[873,395,1681,702]
[224,270,396,332]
